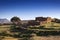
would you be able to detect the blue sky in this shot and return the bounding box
[0,0,60,20]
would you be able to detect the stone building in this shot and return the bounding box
[28,20,39,26]
[27,17,52,26]
[35,17,52,26]
[52,18,60,23]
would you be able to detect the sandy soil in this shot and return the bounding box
[30,36,60,40]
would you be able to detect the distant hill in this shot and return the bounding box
[0,19,10,24]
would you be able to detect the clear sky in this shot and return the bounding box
[0,0,60,20]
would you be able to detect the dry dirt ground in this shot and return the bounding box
[1,36,60,40]
[30,36,60,40]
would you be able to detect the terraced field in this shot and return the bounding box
[0,25,11,32]
[0,25,60,40]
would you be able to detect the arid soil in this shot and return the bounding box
[30,36,60,40]
[1,36,60,40]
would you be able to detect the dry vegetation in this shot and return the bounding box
[0,17,60,40]
[0,25,60,40]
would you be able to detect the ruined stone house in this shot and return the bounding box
[28,20,39,26]
[35,17,52,26]
[52,18,60,23]
[27,17,52,26]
